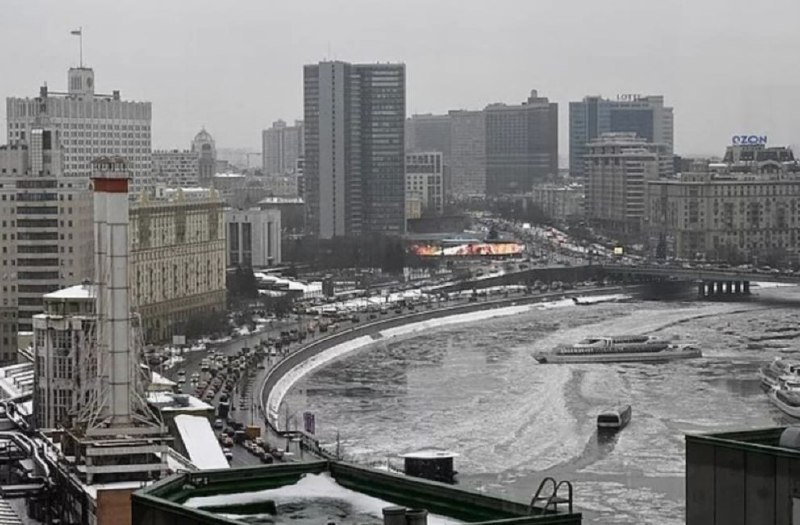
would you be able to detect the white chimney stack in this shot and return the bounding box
[91,157,133,426]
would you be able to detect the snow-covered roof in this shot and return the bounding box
[150,371,177,388]
[258,196,304,205]
[254,273,322,294]
[44,284,96,300]
[0,363,34,400]
[174,415,229,470]
[399,449,459,459]
[148,392,213,412]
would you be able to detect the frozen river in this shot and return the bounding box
[283,285,800,524]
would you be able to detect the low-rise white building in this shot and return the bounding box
[528,184,584,222]
[225,208,282,268]
[32,283,97,429]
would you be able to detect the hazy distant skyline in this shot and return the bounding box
[2,0,800,161]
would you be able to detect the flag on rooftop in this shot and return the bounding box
[70,29,81,36]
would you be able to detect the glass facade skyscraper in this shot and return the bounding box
[569,95,674,180]
[304,61,405,238]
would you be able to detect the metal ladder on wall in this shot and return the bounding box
[529,477,573,515]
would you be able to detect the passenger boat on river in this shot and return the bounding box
[535,335,701,364]
[597,405,632,431]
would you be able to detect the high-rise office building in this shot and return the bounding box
[262,120,304,175]
[191,128,216,187]
[585,132,670,233]
[304,61,406,239]
[448,110,486,197]
[569,95,674,180]
[484,90,558,195]
[6,67,153,194]
[0,128,94,350]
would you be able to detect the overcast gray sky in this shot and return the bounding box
[2,0,799,159]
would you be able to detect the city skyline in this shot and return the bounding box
[2,0,800,159]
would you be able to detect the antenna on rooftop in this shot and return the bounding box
[70,27,83,68]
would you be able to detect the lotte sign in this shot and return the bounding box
[732,135,767,145]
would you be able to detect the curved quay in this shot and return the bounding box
[258,285,634,440]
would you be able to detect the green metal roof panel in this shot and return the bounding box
[686,427,800,459]
[133,460,582,525]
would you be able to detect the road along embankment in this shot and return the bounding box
[259,285,638,434]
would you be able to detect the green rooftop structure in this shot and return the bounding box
[132,461,581,525]
[686,426,800,525]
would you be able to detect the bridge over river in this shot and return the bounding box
[450,262,799,298]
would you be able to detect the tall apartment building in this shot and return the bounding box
[6,67,153,194]
[225,208,282,268]
[585,132,671,233]
[191,128,216,186]
[262,120,304,175]
[0,129,93,356]
[448,110,486,197]
[647,144,800,262]
[405,151,445,219]
[152,150,200,187]
[485,90,558,195]
[129,187,226,342]
[569,95,674,180]
[304,61,406,239]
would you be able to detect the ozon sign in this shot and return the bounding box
[732,135,767,145]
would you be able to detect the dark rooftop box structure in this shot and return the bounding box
[132,460,581,525]
[686,427,800,525]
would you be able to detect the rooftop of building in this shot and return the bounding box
[134,186,221,205]
[0,362,34,404]
[254,273,322,295]
[686,426,800,459]
[133,460,581,525]
[173,414,228,470]
[193,128,215,143]
[258,196,304,205]
[42,283,96,301]
[36,431,198,501]
[147,392,213,413]
[152,149,196,155]
[577,94,666,104]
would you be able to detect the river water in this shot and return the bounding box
[283,285,800,524]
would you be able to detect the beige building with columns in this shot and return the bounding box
[129,187,226,342]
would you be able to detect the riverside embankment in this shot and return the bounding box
[259,285,637,436]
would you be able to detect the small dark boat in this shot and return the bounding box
[597,405,632,431]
